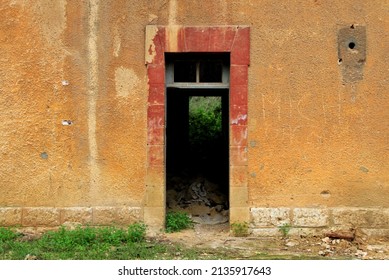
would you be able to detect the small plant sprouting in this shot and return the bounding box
[278,223,291,237]
[231,222,249,237]
[165,211,193,233]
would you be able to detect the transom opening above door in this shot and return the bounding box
[165,53,230,89]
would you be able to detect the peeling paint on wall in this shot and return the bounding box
[114,67,140,98]
[145,25,158,64]
[232,114,247,125]
[338,25,366,83]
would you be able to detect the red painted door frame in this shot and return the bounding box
[144,25,250,229]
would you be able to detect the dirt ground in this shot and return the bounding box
[159,223,389,260]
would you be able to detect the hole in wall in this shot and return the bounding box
[348,42,356,49]
[40,152,48,159]
[320,190,331,199]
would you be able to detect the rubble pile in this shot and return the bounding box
[281,235,389,259]
[167,176,229,225]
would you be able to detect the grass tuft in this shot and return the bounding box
[231,222,249,237]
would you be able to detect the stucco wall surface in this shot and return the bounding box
[0,0,388,229]
[0,0,148,209]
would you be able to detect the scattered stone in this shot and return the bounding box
[192,213,228,225]
[355,250,368,258]
[167,175,229,225]
[25,254,37,260]
[325,230,355,241]
[332,239,341,245]
[286,241,298,247]
[366,245,387,252]
[322,237,331,244]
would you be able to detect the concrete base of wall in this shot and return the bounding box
[250,207,389,238]
[0,207,141,228]
[2,206,388,239]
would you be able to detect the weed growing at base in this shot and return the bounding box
[0,223,158,260]
[231,222,249,237]
[165,211,193,233]
[0,227,19,242]
[0,224,227,260]
[278,223,291,237]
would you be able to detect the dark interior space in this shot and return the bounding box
[166,89,230,224]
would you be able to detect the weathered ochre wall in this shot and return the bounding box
[245,1,389,210]
[0,0,388,231]
[0,0,149,210]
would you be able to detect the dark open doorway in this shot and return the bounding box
[166,88,229,224]
[165,53,230,225]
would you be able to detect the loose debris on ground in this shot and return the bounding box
[167,175,229,225]
[160,223,389,260]
[2,224,389,260]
